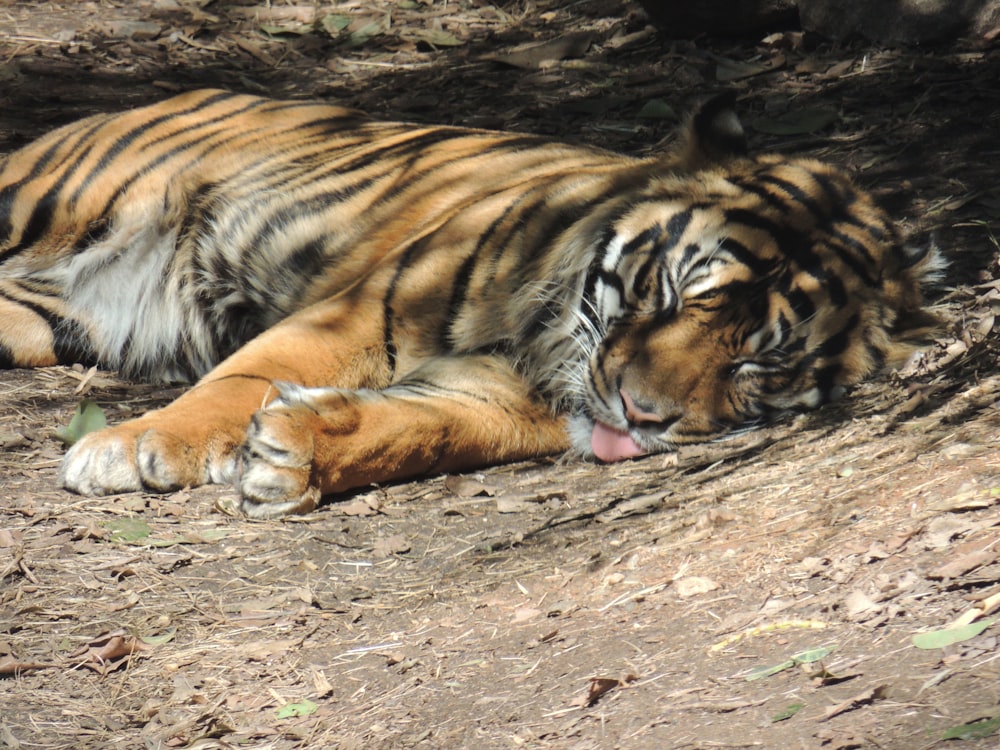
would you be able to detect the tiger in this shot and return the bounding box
[0,89,940,518]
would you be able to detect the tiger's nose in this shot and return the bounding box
[620,388,678,434]
[621,388,660,424]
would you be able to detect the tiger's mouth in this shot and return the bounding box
[590,421,647,462]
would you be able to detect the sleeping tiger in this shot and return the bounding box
[0,89,939,518]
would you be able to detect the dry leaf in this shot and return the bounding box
[235,37,277,66]
[571,675,637,708]
[674,576,719,598]
[496,491,565,513]
[444,475,497,497]
[824,59,855,77]
[819,684,887,721]
[844,590,879,619]
[813,728,866,749]
[928,486,1000,512]
[311,667,334,697]
[715,54,784,82]
[241,638,301,662]
[373,533,410,558]
[0,432,29,450]
[496,496,533,513]
[922,515,991,549]
[339,496,382,516]
[0,655,56,675]
[484,32,593,69]
[70,631,151,674]
[797,556,829,577]
[512,607,541,624]
[928,550,998,580]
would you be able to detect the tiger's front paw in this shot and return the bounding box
[61,422,240,496]
[61,427,143,496]
[239,394,323,519]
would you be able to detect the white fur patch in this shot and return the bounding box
[40,216,191,380]
[566,413,596,457]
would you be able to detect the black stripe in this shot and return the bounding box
[864,336,887,371]
[240,177,379,263]
[86,99,277,235]
[382,238,428,379]
[442,232,502,350]
[0,117,109,248]
[498,191,619,343]
[355,131,546,206]
[726,177,790,215]
[756,173,826,219]
[725,207,827,279]
[817,313,858,358]
[717,237,778,277]
[633,209,691,301]
[812,362,841,399]
[734,176,882,290]
[0,288,96,365]
[68,92,257,208]
[825,272,848,306]
[53,317,99,366]
[619,224,661,257]
[827,226,879,285]
[4,91,237,258]
[784,285,816,321]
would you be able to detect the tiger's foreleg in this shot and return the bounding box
[238,355,570,518]
[60,303,393,498]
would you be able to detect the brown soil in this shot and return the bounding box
[1,2,999,749]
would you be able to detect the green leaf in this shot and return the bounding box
[942,715,1000,740]
[715,58,772,81]
[318,14,352,36]
[772,702,805,722]
[146,528,233,547]
[275,699,318,719]
[791,645,836,664]
[912,618,996,649]
[103,517,152,544]
[55,399,107,445]
[348,19,388,47]
[751,107,839,136]
[140,628,177,646]
[636,98,677,120]
[751,107,839,135]
[745,659,794,681]
[411,29,465,47]
[746,644,836,681]
[259,23,310,37]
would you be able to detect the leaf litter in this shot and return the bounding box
[1,1,1000,748]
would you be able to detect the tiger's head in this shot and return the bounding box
[572,95,942,461]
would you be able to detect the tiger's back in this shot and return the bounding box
[0,90,940,517]
[0,90,638,381]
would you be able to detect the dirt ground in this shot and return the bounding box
[1,1,999,749]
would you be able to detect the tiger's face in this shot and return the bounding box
[573,155,938,462]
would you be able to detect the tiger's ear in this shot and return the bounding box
[679,93,748,169]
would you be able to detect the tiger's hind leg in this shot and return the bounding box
[238,355,570,518]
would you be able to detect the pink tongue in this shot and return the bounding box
[591,421,646,462]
